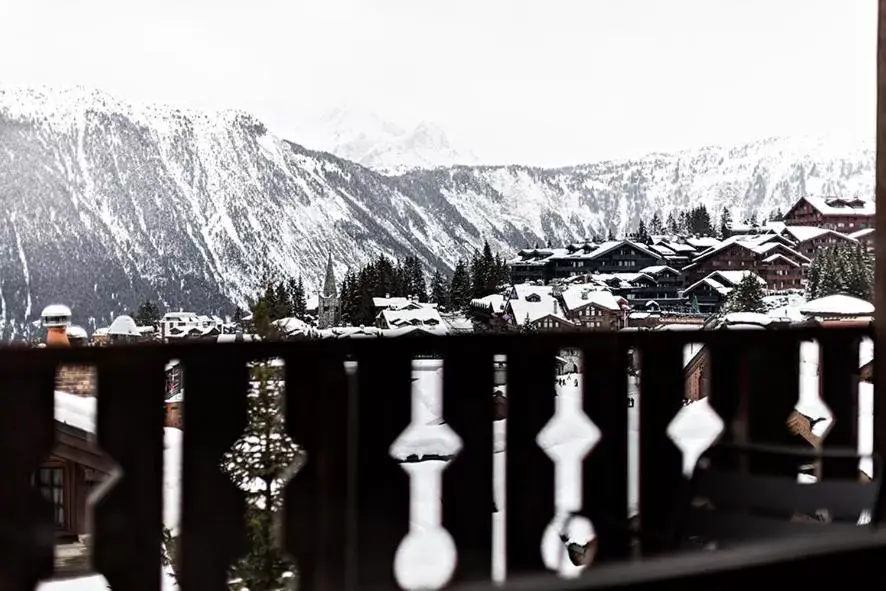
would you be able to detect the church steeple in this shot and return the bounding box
[318,253,340,329]
[322,254,337,298]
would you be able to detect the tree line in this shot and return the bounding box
[243,240,511,330]
[806,244,873,302]
[629,204,784,243]
[339,241,510,325]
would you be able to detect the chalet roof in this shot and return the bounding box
[372,296,411,309]
[470,293,506,313]
[681,277,729,297]
[708,270,766,287]
[639,265,680,276]
[380,306,444,329]
[780,225,831,242]
[560,285,624,313]
[761,253,801,267]
[799,294,875,317]
[786,195,875,218]
[507,293,568,325]
[683,237,809,271]
[850,227,875,239]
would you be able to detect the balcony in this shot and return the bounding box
[5,322,886,590]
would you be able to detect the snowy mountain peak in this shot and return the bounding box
[293,106,478,175]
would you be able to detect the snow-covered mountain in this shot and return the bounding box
[0,86,875,338]
[293,107,479,174]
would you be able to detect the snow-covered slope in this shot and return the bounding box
[0,86,875,338]
[294,106,479,174]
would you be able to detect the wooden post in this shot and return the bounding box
[874,0,886,522]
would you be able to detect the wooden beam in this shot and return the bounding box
[874,0,886,522]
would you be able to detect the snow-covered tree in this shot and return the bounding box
[719,207,732,239]
[224,361,300,591]
[449,259,472,310]
[649,212,663,235]
[724,274,766,313]
[430,269,450,309]
[806,245,873,302]
[635,219,651,244]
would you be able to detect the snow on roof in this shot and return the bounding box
[470,293,505,313]
[372,296,411,309]
[639,265,679,275]
[850,228,875,239]
[723,312,772,326]
[709,270,766,287]
[273,317,317,336]
[683,342,704,368]
[512,283,553,299]
[683,276,731,297]
[560,285,623,313]
[67,325,88,339]
[41,304,71,318]
[55,391,96,434]
[799,295,875,317]
[508,296,569,326]
[802,196,875,216]
[108,315,140,336]
[381,305,444,328]
[761,253,801,267]
[305,294,319,311]
[685,237,721,249]
[783,226,831,242]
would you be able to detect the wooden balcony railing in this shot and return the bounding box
[0,325,882,590]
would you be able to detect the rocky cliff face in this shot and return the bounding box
[0,86,874,338]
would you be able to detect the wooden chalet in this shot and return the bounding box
[782,195,875,232]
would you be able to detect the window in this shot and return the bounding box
[32,467,65,529]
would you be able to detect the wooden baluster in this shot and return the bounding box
[582,339,630,562]
[353,346,411,590]
[505,343,555,576]
[745,332,799,475]
[819,331,861,479]
[281,351,350,591]
[93,350,166,591]
[638,336,684,556]
[441,346,494,584]
[0,352,56,591]
[707,339,742,469]
[179,349,248,591]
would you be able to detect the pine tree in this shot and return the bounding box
[606,227,616,241]
[223,360,300,591]
[719,207,732,239]
[846,245,874,302]
[449,259,473,310]
[666,212,679,234]
[233,306,246,328]
[404,256,427,301]
[134,300,162,327]
[725,273,766,313]
[272,282,291,320]
[649,212,663,235]
[430,270,450,309]
[769,208,784,222]
[294,277,307,317]
[635,219,651,244]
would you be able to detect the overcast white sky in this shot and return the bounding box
[0,0,876,165]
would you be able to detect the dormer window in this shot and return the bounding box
[526,293,542,302]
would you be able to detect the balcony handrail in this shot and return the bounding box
[450,529,886,591]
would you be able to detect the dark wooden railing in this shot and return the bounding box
[0,325,882,590]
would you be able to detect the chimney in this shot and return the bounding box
[386,293,391,299]
[554,300,559,315]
